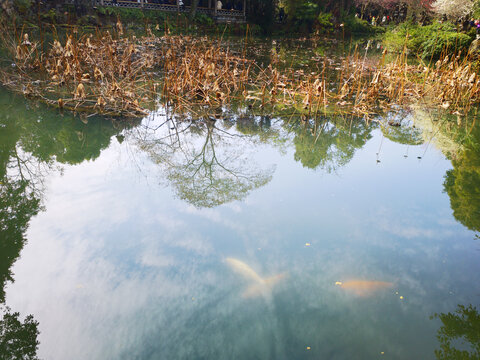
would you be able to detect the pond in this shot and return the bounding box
[0,37,479,360]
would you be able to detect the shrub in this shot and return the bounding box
[317,12,333,32]
[384,22,473,60]
[342,15,383,35]
[194,13,214,26]
[421,30,472,59]
[13,0,31,14]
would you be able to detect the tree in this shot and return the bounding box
[431,0,476,18]
[0,307,40,360]
[247,0,275,34]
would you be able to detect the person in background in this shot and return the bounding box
[217,0,222,10]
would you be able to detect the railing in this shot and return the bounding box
[91,0,245,22]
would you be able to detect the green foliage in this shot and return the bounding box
[13,0,31,14]
[194,13,214,26]
[0,107,41,304]
[474,1,480,19]
[342,15,382,35]
[422,31,473,60]
[246,0,275,35]
[384,22,473,60]
[145,122,274,208]
[292,117,373,171]
[291,1,319,32]
[433,305,480,360]
[0,307,40,360]
[317,12,333,32]
[444,157,480,232]
[296,1,319,22]
[0,180,39,303]
[443,121,480,232]
[381,123,424,146]
[40,9,57,24]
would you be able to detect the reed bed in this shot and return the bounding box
[0,21,478,120]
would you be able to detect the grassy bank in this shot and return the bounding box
[384,22,474,60]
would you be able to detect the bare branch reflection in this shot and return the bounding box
[130,115,276,208]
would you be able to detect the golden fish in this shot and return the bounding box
[336,280,393,297]
[225,257,286,299]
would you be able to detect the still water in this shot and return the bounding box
[0,39,479,360]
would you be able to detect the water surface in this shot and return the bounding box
[0,38,479,360]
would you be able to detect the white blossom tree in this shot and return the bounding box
[431,0,476,18]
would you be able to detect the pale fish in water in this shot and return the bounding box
[336,280,393,297]
[225,257,286,299]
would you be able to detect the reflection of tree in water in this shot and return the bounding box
[443,143,480,232]
[0,92,129,296]
[374,107,479,233]
[0,111,42,304]
[379,110,424,146]
[16,113,132,166]
[0,307,40,360]
[235,115,288,148]
[441,120,480,232]
[134,117,275,208]
[291,115,373,171]
[433,304,480,359]
[0,89,133,358]
[0,181,39,304]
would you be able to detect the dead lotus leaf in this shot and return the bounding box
[96,97,106,107]
[74,83,86,99]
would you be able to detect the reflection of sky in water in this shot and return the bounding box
[5,116,480,360]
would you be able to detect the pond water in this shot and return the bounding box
[0,38,479,360]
